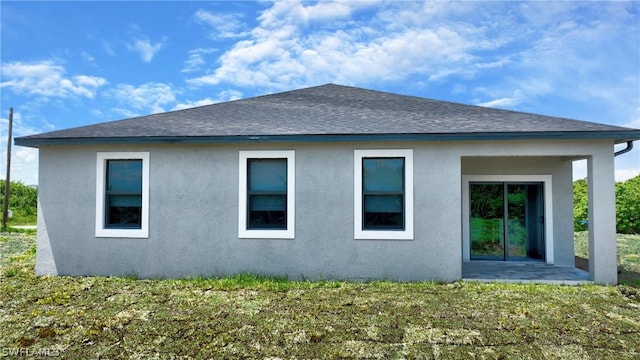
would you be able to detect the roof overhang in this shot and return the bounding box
[15,130,640,148]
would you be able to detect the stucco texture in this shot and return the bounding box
[35,140,617,282]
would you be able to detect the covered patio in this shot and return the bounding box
[460,148,623,285]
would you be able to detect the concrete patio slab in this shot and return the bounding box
[462,261,592,285]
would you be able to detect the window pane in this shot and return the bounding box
[107,205,142,228]
[108,195,142,207]
[249,194,286,211]
[364,195,403,229]
[107,160,142,193]
[470,183,504,259]
[363,158,404,192]
[364,195,403,213]
[249,159,287,191]
[106,159,142,229]
[249,210,286,228]
[247,158,288,230]
[364,211,403,229]
[362,157,405,230]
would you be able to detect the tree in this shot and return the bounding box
[0,180,38,225]
[573,179,589,231]
[574,175,640,234]
[616,175,640,234]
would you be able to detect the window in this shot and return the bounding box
[362,157,405,229]
[239,151,295,239]
[247,158,287,229]
[354,149,413,240]
[106,159,143,228]
[96,152,149,238]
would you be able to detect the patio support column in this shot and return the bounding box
[587,151,617,284]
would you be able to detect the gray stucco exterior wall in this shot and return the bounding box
[35,139,617,282]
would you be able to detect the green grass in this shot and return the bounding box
[575,232,640,287]
[1,233,639,359]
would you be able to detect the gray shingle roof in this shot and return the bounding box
[15,84,640,147]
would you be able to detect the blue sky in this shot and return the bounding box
[1,1,639,185]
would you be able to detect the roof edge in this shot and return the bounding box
[15,130,640,148]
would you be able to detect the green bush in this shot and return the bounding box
[574,175,640,234]
[0,180,38,225]
[616,175,640,234]
[573,178,589,231]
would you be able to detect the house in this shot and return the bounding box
[16,84,640,284]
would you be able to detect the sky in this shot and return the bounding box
[1,0,639,186]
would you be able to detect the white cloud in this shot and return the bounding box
[575,157,639,183]
[304,1,353,21]
[621,118,640,130]
[127,37,164,63]
[185,0,637,130]
[109,82,177,115]
[614,145,640,182]
[481,2,639,117]
[172,98,216,111]
[172,89,242,110]
[187,1,496,90]
[75,75,108,89]
[615,167,640,182]
[181,48,217,73]
[111,107,140,119]
[476,90,524,108]
[2,147,39,186]
[0,60,107,99]
[219,89,243,102]
[572,159,588,181]
[0,111,45,185]
[257,0,353,27]
[194,9,249,39]
[16,148,37,163]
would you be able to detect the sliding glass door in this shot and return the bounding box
[470,182,545,261]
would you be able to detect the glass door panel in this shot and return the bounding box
[524,183,545,260]
[470,183,505,260]
[507,184,527,259]
[470,182,545,261]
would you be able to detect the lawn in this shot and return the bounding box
[1,233,639,359]
[574,232,640,287]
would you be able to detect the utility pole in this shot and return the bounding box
[2,108,13,229]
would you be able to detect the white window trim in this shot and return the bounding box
[95,152,150,238]
[354,149,414,240]
[238,150,295,239]
[461,175,554,263]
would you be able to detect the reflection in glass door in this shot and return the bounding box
[470,182,545,261]
[470,183,505,259]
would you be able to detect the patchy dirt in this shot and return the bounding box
[2,233,640,359]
